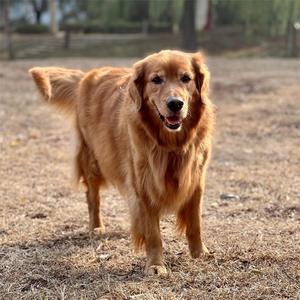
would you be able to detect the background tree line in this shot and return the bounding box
[1,0,300,58]
[2,0,299,36]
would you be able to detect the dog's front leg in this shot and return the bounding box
[130,198,167,276]
[143,207,166,276]
[177,186,209,258]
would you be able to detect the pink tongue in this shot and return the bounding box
[166,116,181,125]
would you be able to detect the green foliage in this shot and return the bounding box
[60,0,88,23]
[8,0,300,38]
[83,20,142,34]
[86,0,149,25]
[172,0,184,24]
[85,0,182,28]
[87,0,120,24]
[149,0,170,22]
[15,23,49,34]
[213,0,300,37]
[148,0,183,30]
[61,0,300,37]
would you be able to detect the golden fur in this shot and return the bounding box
[29,50,214,276]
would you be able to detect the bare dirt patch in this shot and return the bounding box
[0,57,299,299]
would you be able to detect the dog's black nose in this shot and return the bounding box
[167,97,184,112]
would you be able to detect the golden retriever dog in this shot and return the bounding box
[29,50,214,276]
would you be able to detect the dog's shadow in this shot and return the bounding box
[14,229,127,249]
[6,228,147,290]
[8,228,211,291]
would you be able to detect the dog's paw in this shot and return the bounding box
[145,265,168,277]
[89,226,106,238]
[190,243,210,258]
[202,243,210,255]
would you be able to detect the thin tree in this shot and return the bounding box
[31,0,48,24]
[3,0,14,60]
[49,0,58,35]
[286,0,298,57]
[182,0,197,51]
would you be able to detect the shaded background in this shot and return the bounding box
[1,0,300,59]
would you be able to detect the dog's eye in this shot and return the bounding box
[152,76,163,85]
[181,74,191,83]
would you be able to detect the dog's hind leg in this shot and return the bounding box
[76,140,105,234]
[85,173,105,234]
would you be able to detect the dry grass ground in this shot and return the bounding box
[0,57,299,299]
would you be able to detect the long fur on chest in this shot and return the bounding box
[134,142,207,212]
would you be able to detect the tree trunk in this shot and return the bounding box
[182,0,197,51]
[32,0,47,24]
[35,10,41,24]
[49,0,58,35]
[287,22,297,57]
[286,0,297,57]
[3,0,14,60]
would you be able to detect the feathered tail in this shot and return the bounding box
[29,67,84,116]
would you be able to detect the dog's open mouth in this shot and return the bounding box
[154,104,182,131]
[164,116,182,130]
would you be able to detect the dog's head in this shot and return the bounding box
[128,50,211,147]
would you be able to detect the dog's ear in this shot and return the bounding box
[128,60,145,111]
[191,52,210,102]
